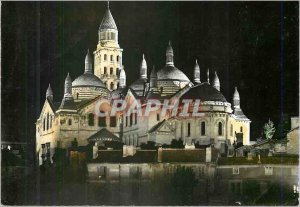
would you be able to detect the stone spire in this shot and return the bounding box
[85,49,92,74]
[193,59,201,84]
[150,66,157,88]
[166,41,174,66]
[207,68,210,84]
[99,2,118,32]
[46,84,53,101]
[64,73,72,98]
[59,73,76,110]
[140,54,147,80]
[212,71,220,91]
[119,67,126,88]
[232,87,240,109]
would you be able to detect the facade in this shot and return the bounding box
[287,117,299,155]
[35,3,251,165]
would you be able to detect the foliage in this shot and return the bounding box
[263,119,276,139]
[140,141,157,150]
[170,139,184,149]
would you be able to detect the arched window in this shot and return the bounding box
[218,122,223,136]
[43,118,46,131]
[76,93,79,100]
[240,126,243,133]
[104,54,107,61]
[125,116,128,127]
[110,82,114,90]
[130,113,133,126]
[116,68,119,76]
[46,113,49,130]
[110,67,113,75]
[110,55,113,62]
[135,113,137,125]
[157,113,160,121]
[187,123,191,137]
[68,119,72,126]
[50,116,52,128]
[98,112,106,127]
[201,122,206,136]
[88,113,94,126]
[231,124,233,136]
[117,55,119,62]
[104,67,107,74]
[110,116,117,127]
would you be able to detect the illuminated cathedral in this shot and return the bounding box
[36,3,250,165]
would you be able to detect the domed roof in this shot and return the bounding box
[157,65,190,82]
[72,73,106,88]
[181,82,227,102]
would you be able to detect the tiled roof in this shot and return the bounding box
[99,8,118,31]
[181,82,227,102]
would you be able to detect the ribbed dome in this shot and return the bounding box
[72,73,106,88]
[181,82,227,102]
[157,65,190,82]
[99,6,118,31]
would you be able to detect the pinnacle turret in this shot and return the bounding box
[166,41,174,66]
[193,59,201,84]
[212,71,220,91]
[140,54,147,79]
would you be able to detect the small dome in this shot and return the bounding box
[181,82,227,102]
[72,73,106,88]
[157,65,190,82]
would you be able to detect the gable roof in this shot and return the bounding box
[88,128,121,142]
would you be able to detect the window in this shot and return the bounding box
[135,113,137,125]
[104,54,107,61]
[104,67,107,74]
[68,119,72,126]
[88,113,94,126]
[232,167,239,174]
[46,142,50,159]
[98,113,106,127]
[43,118,46,131]
[110,116,117,127]
[187,123,191,137]
[240,126,243,133]
[77,93,79,100]
[50,115,52,128]
[125,116,128,127]
[201,122,205,135]
[218,122,223,136]
[130,114,133,126]
[157,113,160,121]
[110,55,113,62]
[110,67,113,75]
[117,55,119,62]
[46,113,49,130]
[264,167,273,175]
[230,124,233,136]
[110,82,114,90]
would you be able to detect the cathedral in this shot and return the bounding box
[36,3,251,165]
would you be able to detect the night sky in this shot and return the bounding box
[1,1,299,145]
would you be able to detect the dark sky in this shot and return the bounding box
[1,1,299,144]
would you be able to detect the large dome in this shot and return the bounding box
[157,65,190,82]
[72,73,106,88]
[181,82,227,102]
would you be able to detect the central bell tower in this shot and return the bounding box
[94,2,123,91]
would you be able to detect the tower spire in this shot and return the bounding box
[140,53,147,79]
[46,84,53,101]
[233,87,240,109]
[107,1,109,8]
[212,71,220,91]
[119,67,126,88]
[166,41,174,66]
[150,66,157,88]
[64,73,72,98]
[193,59,201,84]
[85,49,92,73]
